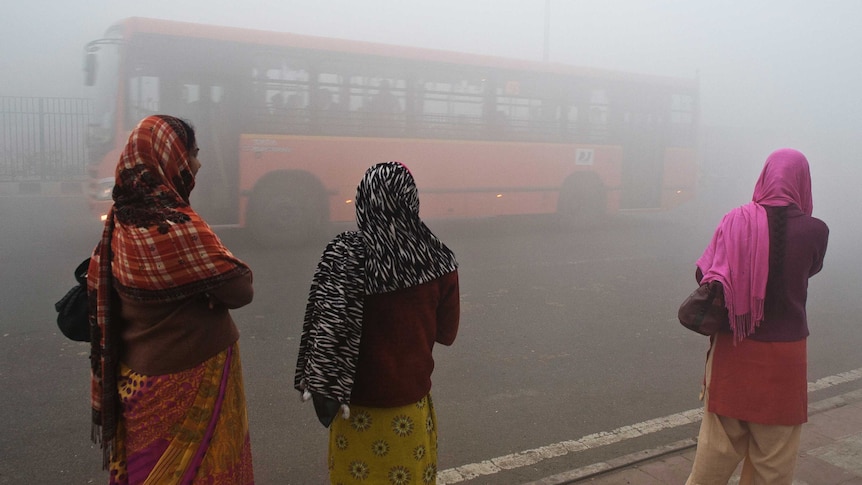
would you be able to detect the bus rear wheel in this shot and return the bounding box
[248,177,326,247]
[557,176,606,227]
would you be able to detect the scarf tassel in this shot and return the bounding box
[729,298,764,344]
[90,422,110,470]
[91,420,116,470]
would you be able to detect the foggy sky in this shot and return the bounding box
[4,0,862,135]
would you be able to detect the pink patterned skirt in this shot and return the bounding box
[109,343,254,484]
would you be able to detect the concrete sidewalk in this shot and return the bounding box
[526,388,862,485]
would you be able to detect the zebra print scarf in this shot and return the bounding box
[295,162,457,426]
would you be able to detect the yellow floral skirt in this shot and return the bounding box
[329,394,438,485]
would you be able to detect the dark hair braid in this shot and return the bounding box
[765,205,788,304]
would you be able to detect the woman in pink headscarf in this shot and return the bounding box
[686,149,829,484]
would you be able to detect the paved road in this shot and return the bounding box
[1,189,859,484]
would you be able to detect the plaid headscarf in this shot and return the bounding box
[295,161,458,426]
[87,115,250,465]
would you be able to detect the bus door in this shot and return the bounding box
[125,36,243,225]
[152,78,242,226]
[187,82,242,225]
[616,88,666,210]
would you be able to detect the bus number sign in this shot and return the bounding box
[575,148,595,166]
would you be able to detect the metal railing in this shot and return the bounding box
[0,97,92,180]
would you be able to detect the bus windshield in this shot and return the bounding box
[84,37,121,153]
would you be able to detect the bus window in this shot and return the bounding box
[367,79,401,113]
[492,78,521,138]
[588,89,609,142]
[208,85,222,103]
[177,83,202,121]
[562,105,579,140]
[342,74,365,113]
[312,87,340,128]
[310,70,352,134]
[365,77,406,135]
[341,71,406,136]
[314,73,339,106]
[182,84,200,104]
[671,93,695,146]
[298,54,409,136]
[312,60,355,133]
[494,74,566,142]
[251,53,310,133]
[562,82,593,142]
[127,75,161,128]
[416,72,485,139]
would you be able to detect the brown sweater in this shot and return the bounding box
[350,270,460,407]
[117,272,253,375]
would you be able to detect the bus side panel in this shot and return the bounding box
[239,135,623,224]
[661,147,697,209]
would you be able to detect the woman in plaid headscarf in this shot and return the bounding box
[296,161,460,484]
[87,115,255,484]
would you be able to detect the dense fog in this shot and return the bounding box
[5,1,862,129]
[2,1,862,483]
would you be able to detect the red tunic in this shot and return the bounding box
[707,331,807,425]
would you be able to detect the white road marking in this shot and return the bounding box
[807,367,862,392]
[438,367,862,484]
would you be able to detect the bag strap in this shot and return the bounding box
[75,257,91,285]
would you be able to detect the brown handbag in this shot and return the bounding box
[678,280,729,336]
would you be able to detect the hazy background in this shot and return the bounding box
[3,0,861,132]
[2,3,860,482]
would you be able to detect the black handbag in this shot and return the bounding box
[678,280,729,336]
[54,258,91,342]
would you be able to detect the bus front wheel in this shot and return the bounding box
[248,177,326,247]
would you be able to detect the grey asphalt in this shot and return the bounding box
[2,180,861,484]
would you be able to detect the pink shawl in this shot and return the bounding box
[696,148,813,341]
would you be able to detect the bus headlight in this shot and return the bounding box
[95,177,114,200]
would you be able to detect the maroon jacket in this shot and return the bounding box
[753,205,828,341]
[350,270,460,407]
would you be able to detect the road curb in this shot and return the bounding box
[523,387,862,485]
[521,438,697,485]
[0,181,84,197]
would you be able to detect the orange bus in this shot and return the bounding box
[83,17,698,245]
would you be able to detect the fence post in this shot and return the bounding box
[38,97,46,180]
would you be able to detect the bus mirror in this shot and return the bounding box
[84,53,97,86]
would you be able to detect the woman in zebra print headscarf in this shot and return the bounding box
[296,161,459,484]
